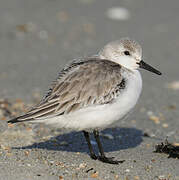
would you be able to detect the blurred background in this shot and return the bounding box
[0,0,178,101]
[0,0,179,179]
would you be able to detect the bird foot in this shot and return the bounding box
[97,156,125,164]
[90,153,98,160]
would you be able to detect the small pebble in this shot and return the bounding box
[134,176,140,180]
[91,171,98,178]
[166,81,179,90]
[172,142,179,146]
[149,115,160,124]
[158,175,166,180]
[162,123,168,128]
[147,111,153,116]
[143,132,150,137]
[106,7,130,21]
[39,30,48,40]
[26,22,37,32]
[24,151,29,156]
[59,176,64,180]
[49,160,54,164]
[79,163,87,169]
[168,105,176,110]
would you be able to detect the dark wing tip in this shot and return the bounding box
[7,117,21,124]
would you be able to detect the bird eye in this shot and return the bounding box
[124,51,130,56]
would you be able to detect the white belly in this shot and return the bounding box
[42,70,142,131]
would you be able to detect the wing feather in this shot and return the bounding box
[13,58,125,122]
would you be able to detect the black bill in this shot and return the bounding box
[137,60,162,75]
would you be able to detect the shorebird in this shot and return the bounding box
[8,38,162,164]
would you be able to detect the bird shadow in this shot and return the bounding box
[13,127,144,154]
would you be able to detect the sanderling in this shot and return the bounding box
[8,37,162,164]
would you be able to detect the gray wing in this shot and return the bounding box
[12,58,125,122]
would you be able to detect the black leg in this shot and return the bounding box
[93,130,125,164]
[93,130,105,157]
[83,131,97,160]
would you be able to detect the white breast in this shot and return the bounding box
[42,70,142,131]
